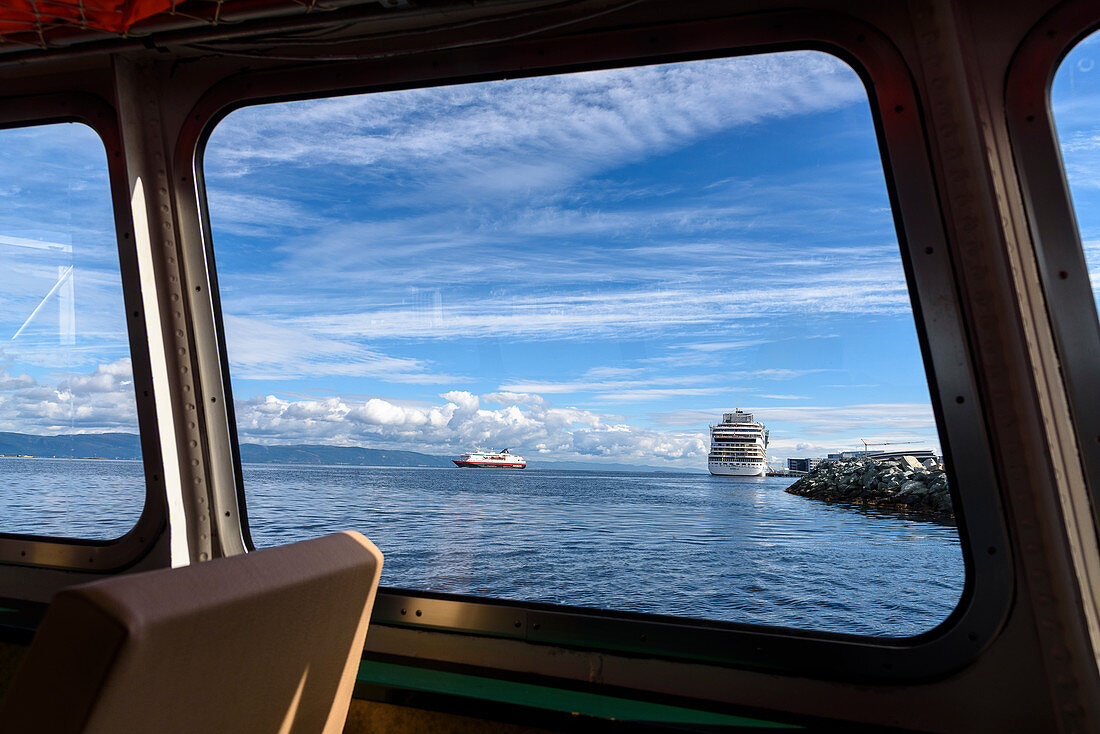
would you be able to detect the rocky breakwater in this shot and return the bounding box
[784,456,954,522]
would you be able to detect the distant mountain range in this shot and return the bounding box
[0,432,141,459]
[237,443,452,467]
[0,432,450,466]
[0,432,685,472]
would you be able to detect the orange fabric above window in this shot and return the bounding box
[0,0,175,35]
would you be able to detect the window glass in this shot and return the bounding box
[1052,29,1100,310]
[0,122,143,540]
[205,52,964,636]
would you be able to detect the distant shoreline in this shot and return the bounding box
[0,433,690,473]
[0,455,694,474]
[0,454,119,460]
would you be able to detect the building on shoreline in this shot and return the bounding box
[787,457,824,473]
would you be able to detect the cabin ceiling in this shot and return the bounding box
[0,0,492,62]
[0,0,774,74]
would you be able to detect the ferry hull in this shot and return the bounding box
[708,462,766,477]
[453,460,526,468]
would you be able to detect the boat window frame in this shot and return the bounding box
[182,7,1013,681]
[0,93,166,571]
[1006,0,1100,541]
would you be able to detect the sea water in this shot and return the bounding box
[1,458,963,637]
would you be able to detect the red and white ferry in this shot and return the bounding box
[453,449,527,468]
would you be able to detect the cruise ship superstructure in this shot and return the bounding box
[453,449,527,468]
[709,410,769,477]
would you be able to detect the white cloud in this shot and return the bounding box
[747,369,834,380]
[648,409,738,427]
[755,402,936,431]
[0,358,139,434]
[283,274,909,343]
[480,391,546,407]
[222,314,460,383]
[1084,238,1100,295]
[207,52,867,203]
[1059,130,1100,154]
[206,192,330,237]
[593,388,727,403]
[678,339,771,353]
[212,177,903,315]
[500,369,729,402]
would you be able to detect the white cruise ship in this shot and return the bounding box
[453,448,527,468]
[708,410,769,477]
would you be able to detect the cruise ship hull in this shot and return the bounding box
[708,410,769,477]
[708,462,766,477]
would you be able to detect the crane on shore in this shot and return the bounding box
[858,439,924,452]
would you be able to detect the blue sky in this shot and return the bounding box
[3,41,1095,470]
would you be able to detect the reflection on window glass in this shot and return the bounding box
[0,123,143,540]
[1053,29,1100,309]
[206,52,964,636]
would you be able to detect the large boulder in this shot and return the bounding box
[899,455,924,470]
[785,456,953,522]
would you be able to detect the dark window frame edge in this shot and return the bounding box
[0,92,167,573]
[1005,0,1100,559]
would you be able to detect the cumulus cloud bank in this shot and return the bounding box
[234,389,709,463]
[231,392,944,468]
[0,357,138,434]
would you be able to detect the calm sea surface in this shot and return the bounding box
[2,458,964,637]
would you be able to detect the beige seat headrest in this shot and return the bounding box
[0,531,383,734]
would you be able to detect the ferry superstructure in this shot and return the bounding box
[453,449,527,469]
[709,410,769,477]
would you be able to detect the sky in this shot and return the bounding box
[1,41,1095,470]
